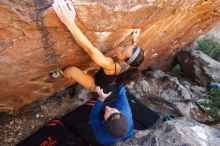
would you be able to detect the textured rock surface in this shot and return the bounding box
[1,0,220,111]
[0,82,218,146]
[177,50,220,86]
[127,70,212,121]
[115,118,220,146]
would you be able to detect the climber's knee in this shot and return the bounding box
[64,66,81,79]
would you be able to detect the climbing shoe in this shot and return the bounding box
[50,69,64,79]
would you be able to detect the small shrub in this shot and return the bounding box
[196,38,220,61]
[208,84,220,98]
[202,98,220,120]
[201,87,220,120]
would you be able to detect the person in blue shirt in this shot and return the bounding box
[62,85,134,146]
[90,85,134,145]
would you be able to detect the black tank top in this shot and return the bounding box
[95,67,116,88]
[94,57,126,104]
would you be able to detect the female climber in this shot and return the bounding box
[51,0,145,96]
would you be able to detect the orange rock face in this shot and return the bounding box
[0,0,220,111]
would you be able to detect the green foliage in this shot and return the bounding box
[202,87,220,120]
[196,38,220,61]
[202,98,220,120]
[171,64,184,76]
[208,85,220,98]
[196,36,220,120]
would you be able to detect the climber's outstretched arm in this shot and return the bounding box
[52,0,115,70]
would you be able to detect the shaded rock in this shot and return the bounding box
[0,83,90,146]
[191,86,206,95]
[115,118,220,146]
[126,70,211,121]
[0,112,16,125]
[1,0,220,112]
[177,50,220,86]
[129,70,191,101]
[181,80,207,100]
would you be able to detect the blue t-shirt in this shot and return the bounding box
[90,86,134,145]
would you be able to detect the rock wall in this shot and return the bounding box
[0,0,220,111]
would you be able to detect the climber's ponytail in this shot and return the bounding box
[116,68,142,85]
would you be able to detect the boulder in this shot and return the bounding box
[177,50,220,86]
[126,70,211,121]
[1,0,220,111]
[115,118,220,146]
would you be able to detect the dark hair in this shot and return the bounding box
[126,46,144,67]
[114,46,144,85]
[116,68,142,85]
[107,112,121,121]
[104,113,129,138]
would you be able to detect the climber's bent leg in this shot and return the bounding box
[64,66,96,92]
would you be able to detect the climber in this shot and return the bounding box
[51,0,145,99]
